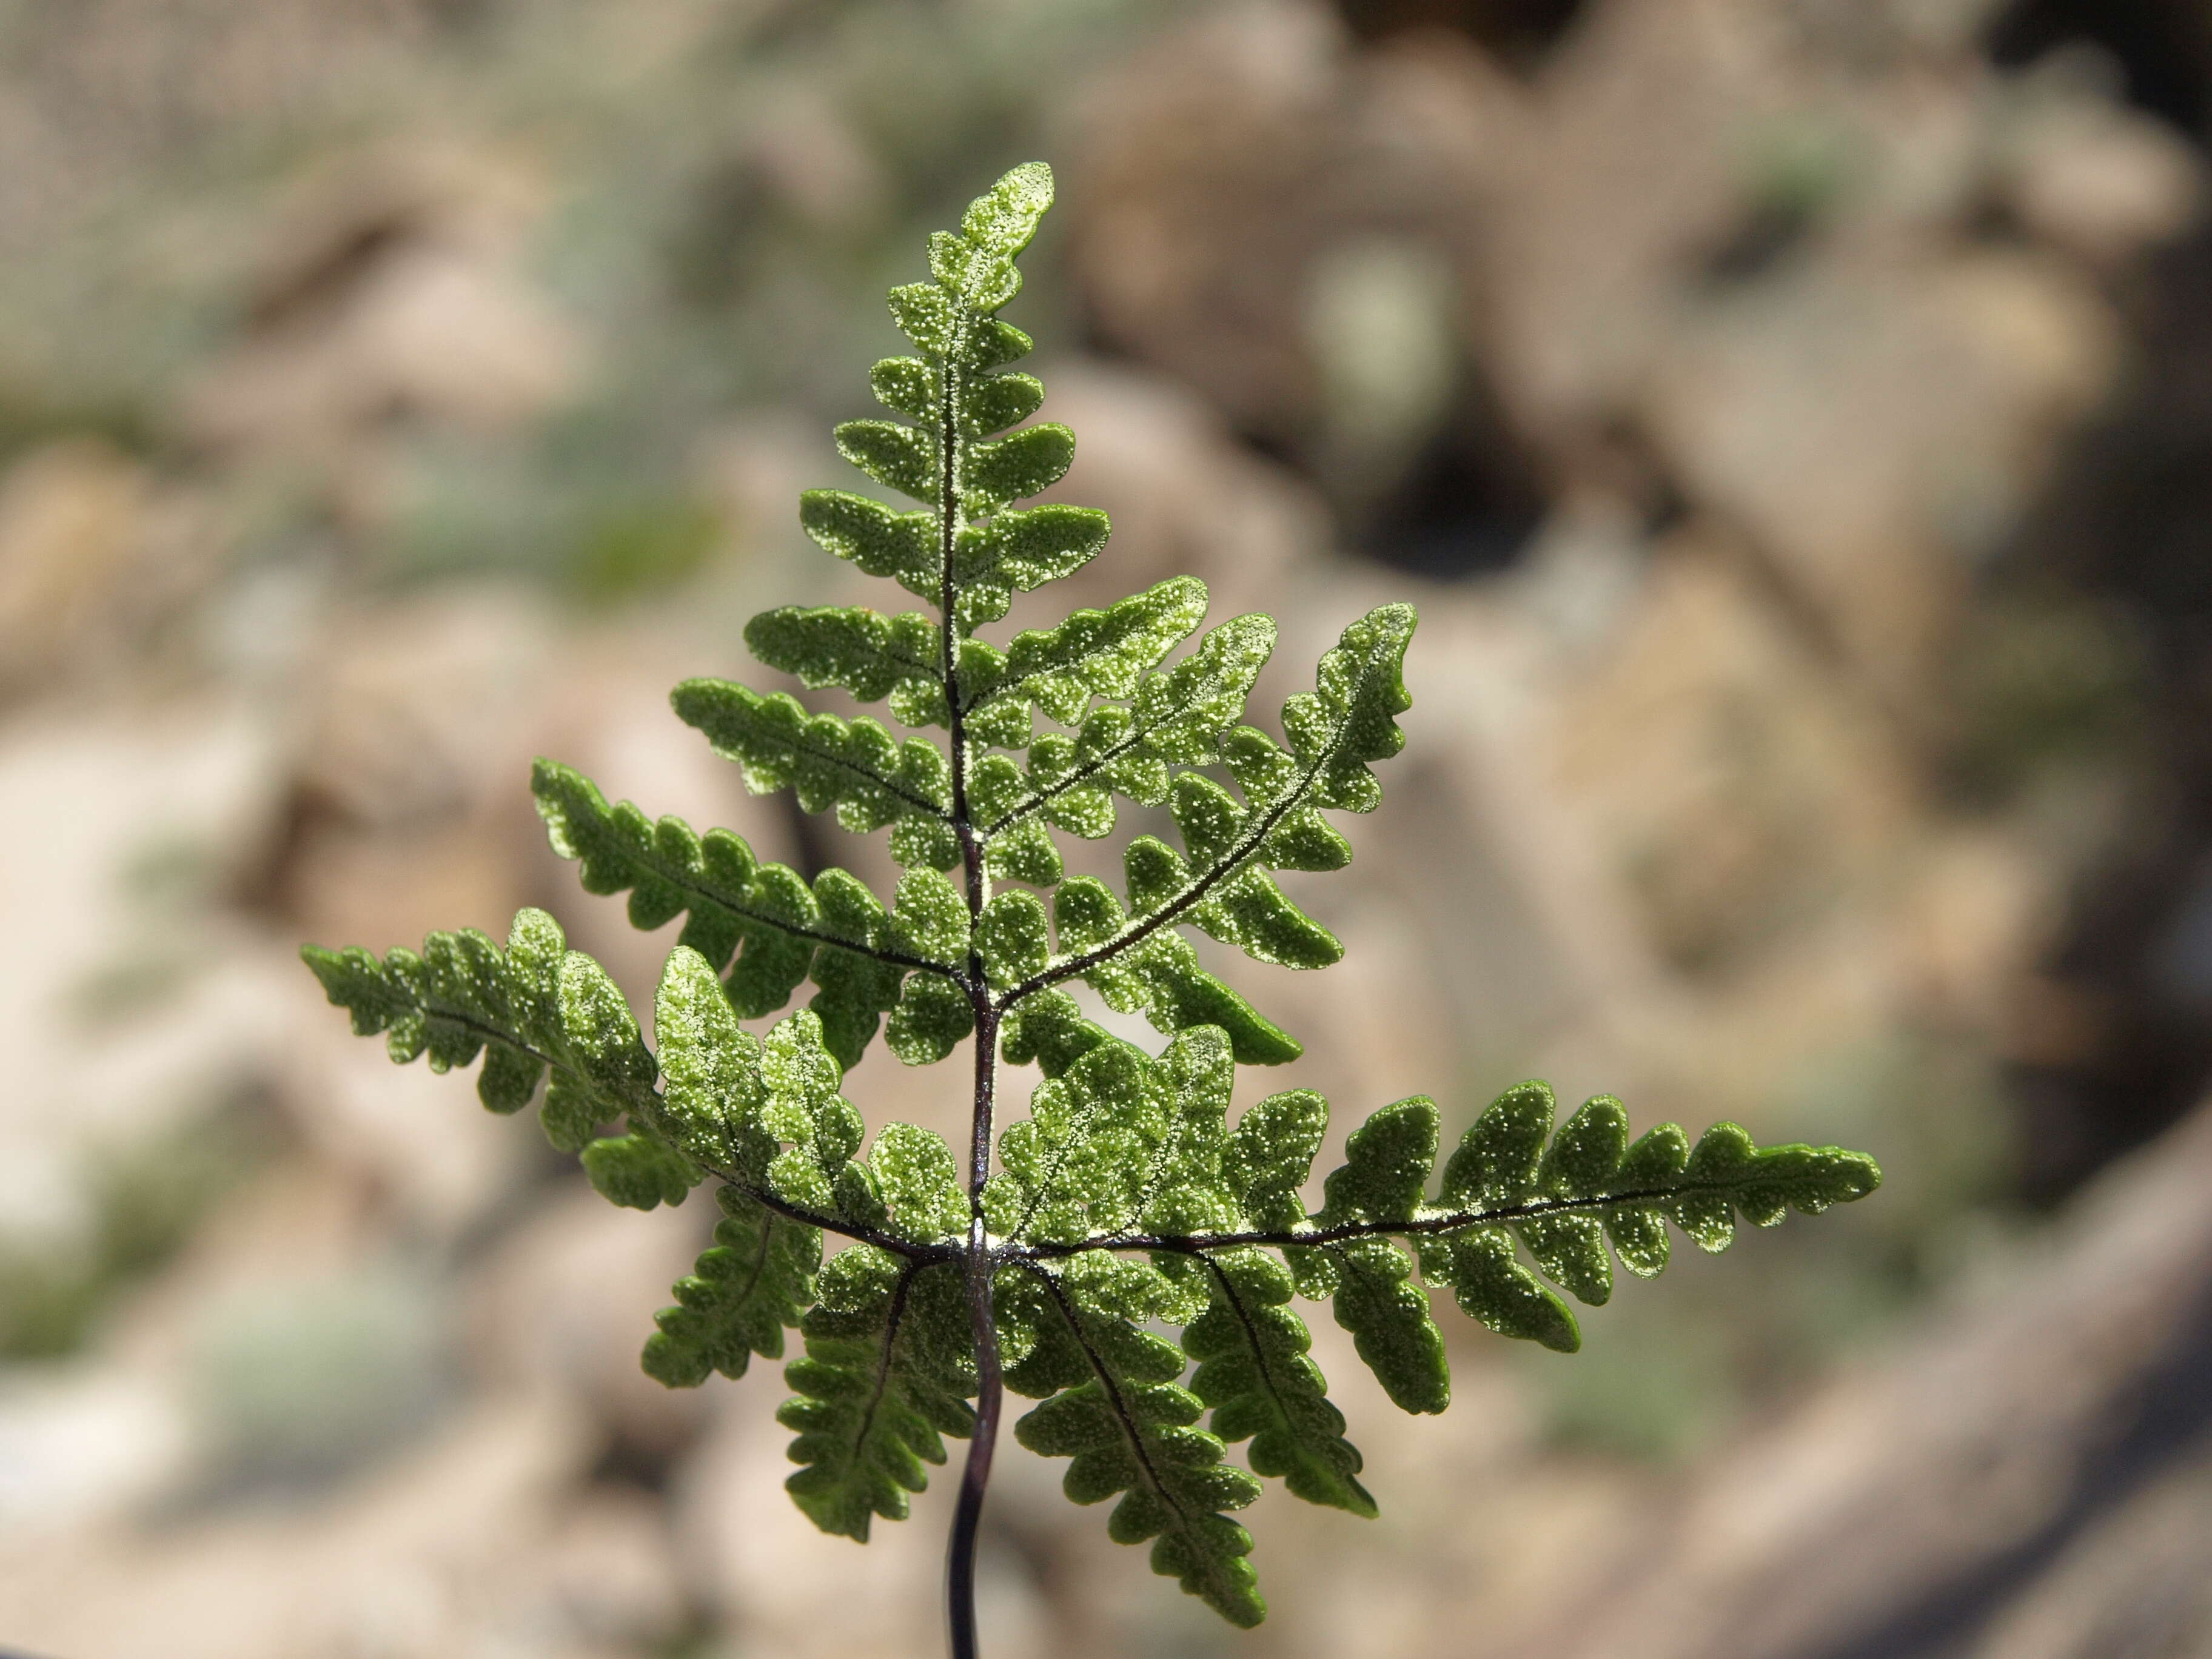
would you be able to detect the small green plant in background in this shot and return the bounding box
[304,163,1881,1658]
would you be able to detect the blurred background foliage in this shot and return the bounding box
[3,1,2212,1656]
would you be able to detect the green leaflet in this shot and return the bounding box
[297,159,1888,1640]
[1136,1025,1239,1236]
[997,985,1118,1078]
[672,680,959,870]
[744,605,947,729]
[981,604,1409,1028]
[581,1133,698,1212]
[951,505,1113,631]
[1307,1098,1450,1411]
[868,1121,968,1245]
[797,489,937,603]
[934,159,1052,306]
[1187,1249,1374,1517]
[1014,1272,1265,1627]
[990,1039,1170,1245]
[655,945,775,1176]
[759,1010,871,1222]
[534,760,962,1068]
[1413,1084,1882,1341]
[1051,879,1302,1066]
[644,1186,820,1388]
[984,1020,1242,1261]
[780,1250,976,1540]
[978,576,1211,729]
[301,910,692,1196]
[1224,1087,1329,1234]
[979,611,1277,839]
[1322,1096,1441,1225]
[1288,1083,1885,1372]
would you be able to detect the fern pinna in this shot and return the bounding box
[303,163,1881,1657]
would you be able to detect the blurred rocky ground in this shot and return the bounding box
[2,0,2211,1655]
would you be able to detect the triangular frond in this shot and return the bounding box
[296,158,1888,1645]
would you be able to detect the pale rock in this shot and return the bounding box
[532,1488,691,1654]
[1481,0,1795,430]
[1022,358,1331,628]
[0,1363,195,1543]
[1061,1,1523,469]
[184,142,580,460]
[71,1162,459,1498]
[102,1161,403,1380]
[1542,527,1917,975]
[1062,0,1349,444]
[0,698,288,1248]
[287,582,556,835]
[1464,0,2134,706]
[1968,1443,2212,1659]
[1994,57,2207,268]
[0,1389,613,1659]
[1363,578,1676,1076]
[1643,244,2120,703]
[1893,828,2060,1037]
[280,582,556,953]
[0,440,149,694]
[694,410,835,609]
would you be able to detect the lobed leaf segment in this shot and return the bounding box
[303,162,1881,1643]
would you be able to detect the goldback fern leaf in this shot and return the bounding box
[300,161,1882,1659]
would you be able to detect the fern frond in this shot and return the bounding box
[671,681,960,870]
[968,575,1209,732]
[974,609,1278,843]
[1014,1265,1265,1627]
[744,604,947,728]
[298,157,1887,1651]
[950,504,1113,632]
[987,1038,1167,1245]
[643,1185,820,1388]
[996,605,1413,1048]
[780,1249,976,1540]
[797,489,940,603]
[301,911,698,1207]
[1219,1081,1872,1401]
[535,762,970,1068]
[1186,1248,1374,1517]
